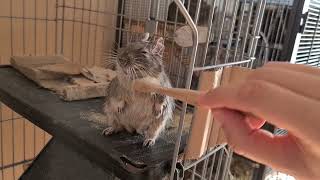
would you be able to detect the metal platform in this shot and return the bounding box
[0,66,185,180]
[20,139,116,180]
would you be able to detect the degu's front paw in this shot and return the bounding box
[153,103,165,119]
[153,107,162,119]
[151,93,165,102]
[114,103,126,113]
[110,99,126,114]
[101,127,115,136]
[117,106,124,113]
[143,138,155,147]
[151,93,158,104]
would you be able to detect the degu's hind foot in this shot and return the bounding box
[101,127,115,136]
[101,126,122,136]
[143,138,156,147]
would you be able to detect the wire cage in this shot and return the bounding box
[255,0,294,67]
[1,0,306,180]
[162,0,266,179]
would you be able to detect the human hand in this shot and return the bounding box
[198,62,320,180]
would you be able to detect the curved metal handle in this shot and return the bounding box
[170,1,199,180]
[173,0,199,50]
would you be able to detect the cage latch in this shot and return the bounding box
[299,12,309,33]
[174,162,185,179]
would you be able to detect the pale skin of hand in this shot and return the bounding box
[198,62,320,180]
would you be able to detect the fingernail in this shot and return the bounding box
[197,94,209,106]
[197,95,205,104]
[212,109,225,127]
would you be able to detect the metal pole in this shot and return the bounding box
[201,0,217,67]
[281,0,306,61]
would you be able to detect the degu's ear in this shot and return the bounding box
[140,32,150,42]
[150,37,165,57]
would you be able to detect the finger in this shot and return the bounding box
[264,62,320,77]
[213,108,309,178]
[248,67,320,100]
[245,115,266,129]
[198,80,320,141]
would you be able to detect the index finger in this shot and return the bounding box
[265,62,320,77]
[247,67,320,100]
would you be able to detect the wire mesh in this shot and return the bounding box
[255,0,294,67]
[0,0,57,178]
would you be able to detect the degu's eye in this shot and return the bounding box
[141,50,148,54]
[119,58,125,62]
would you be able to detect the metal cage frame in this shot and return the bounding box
[168,0,266,179]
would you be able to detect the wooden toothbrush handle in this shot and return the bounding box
[133,80,203,106]
[154,87,203,106]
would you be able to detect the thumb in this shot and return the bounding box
[213,108,304,176]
